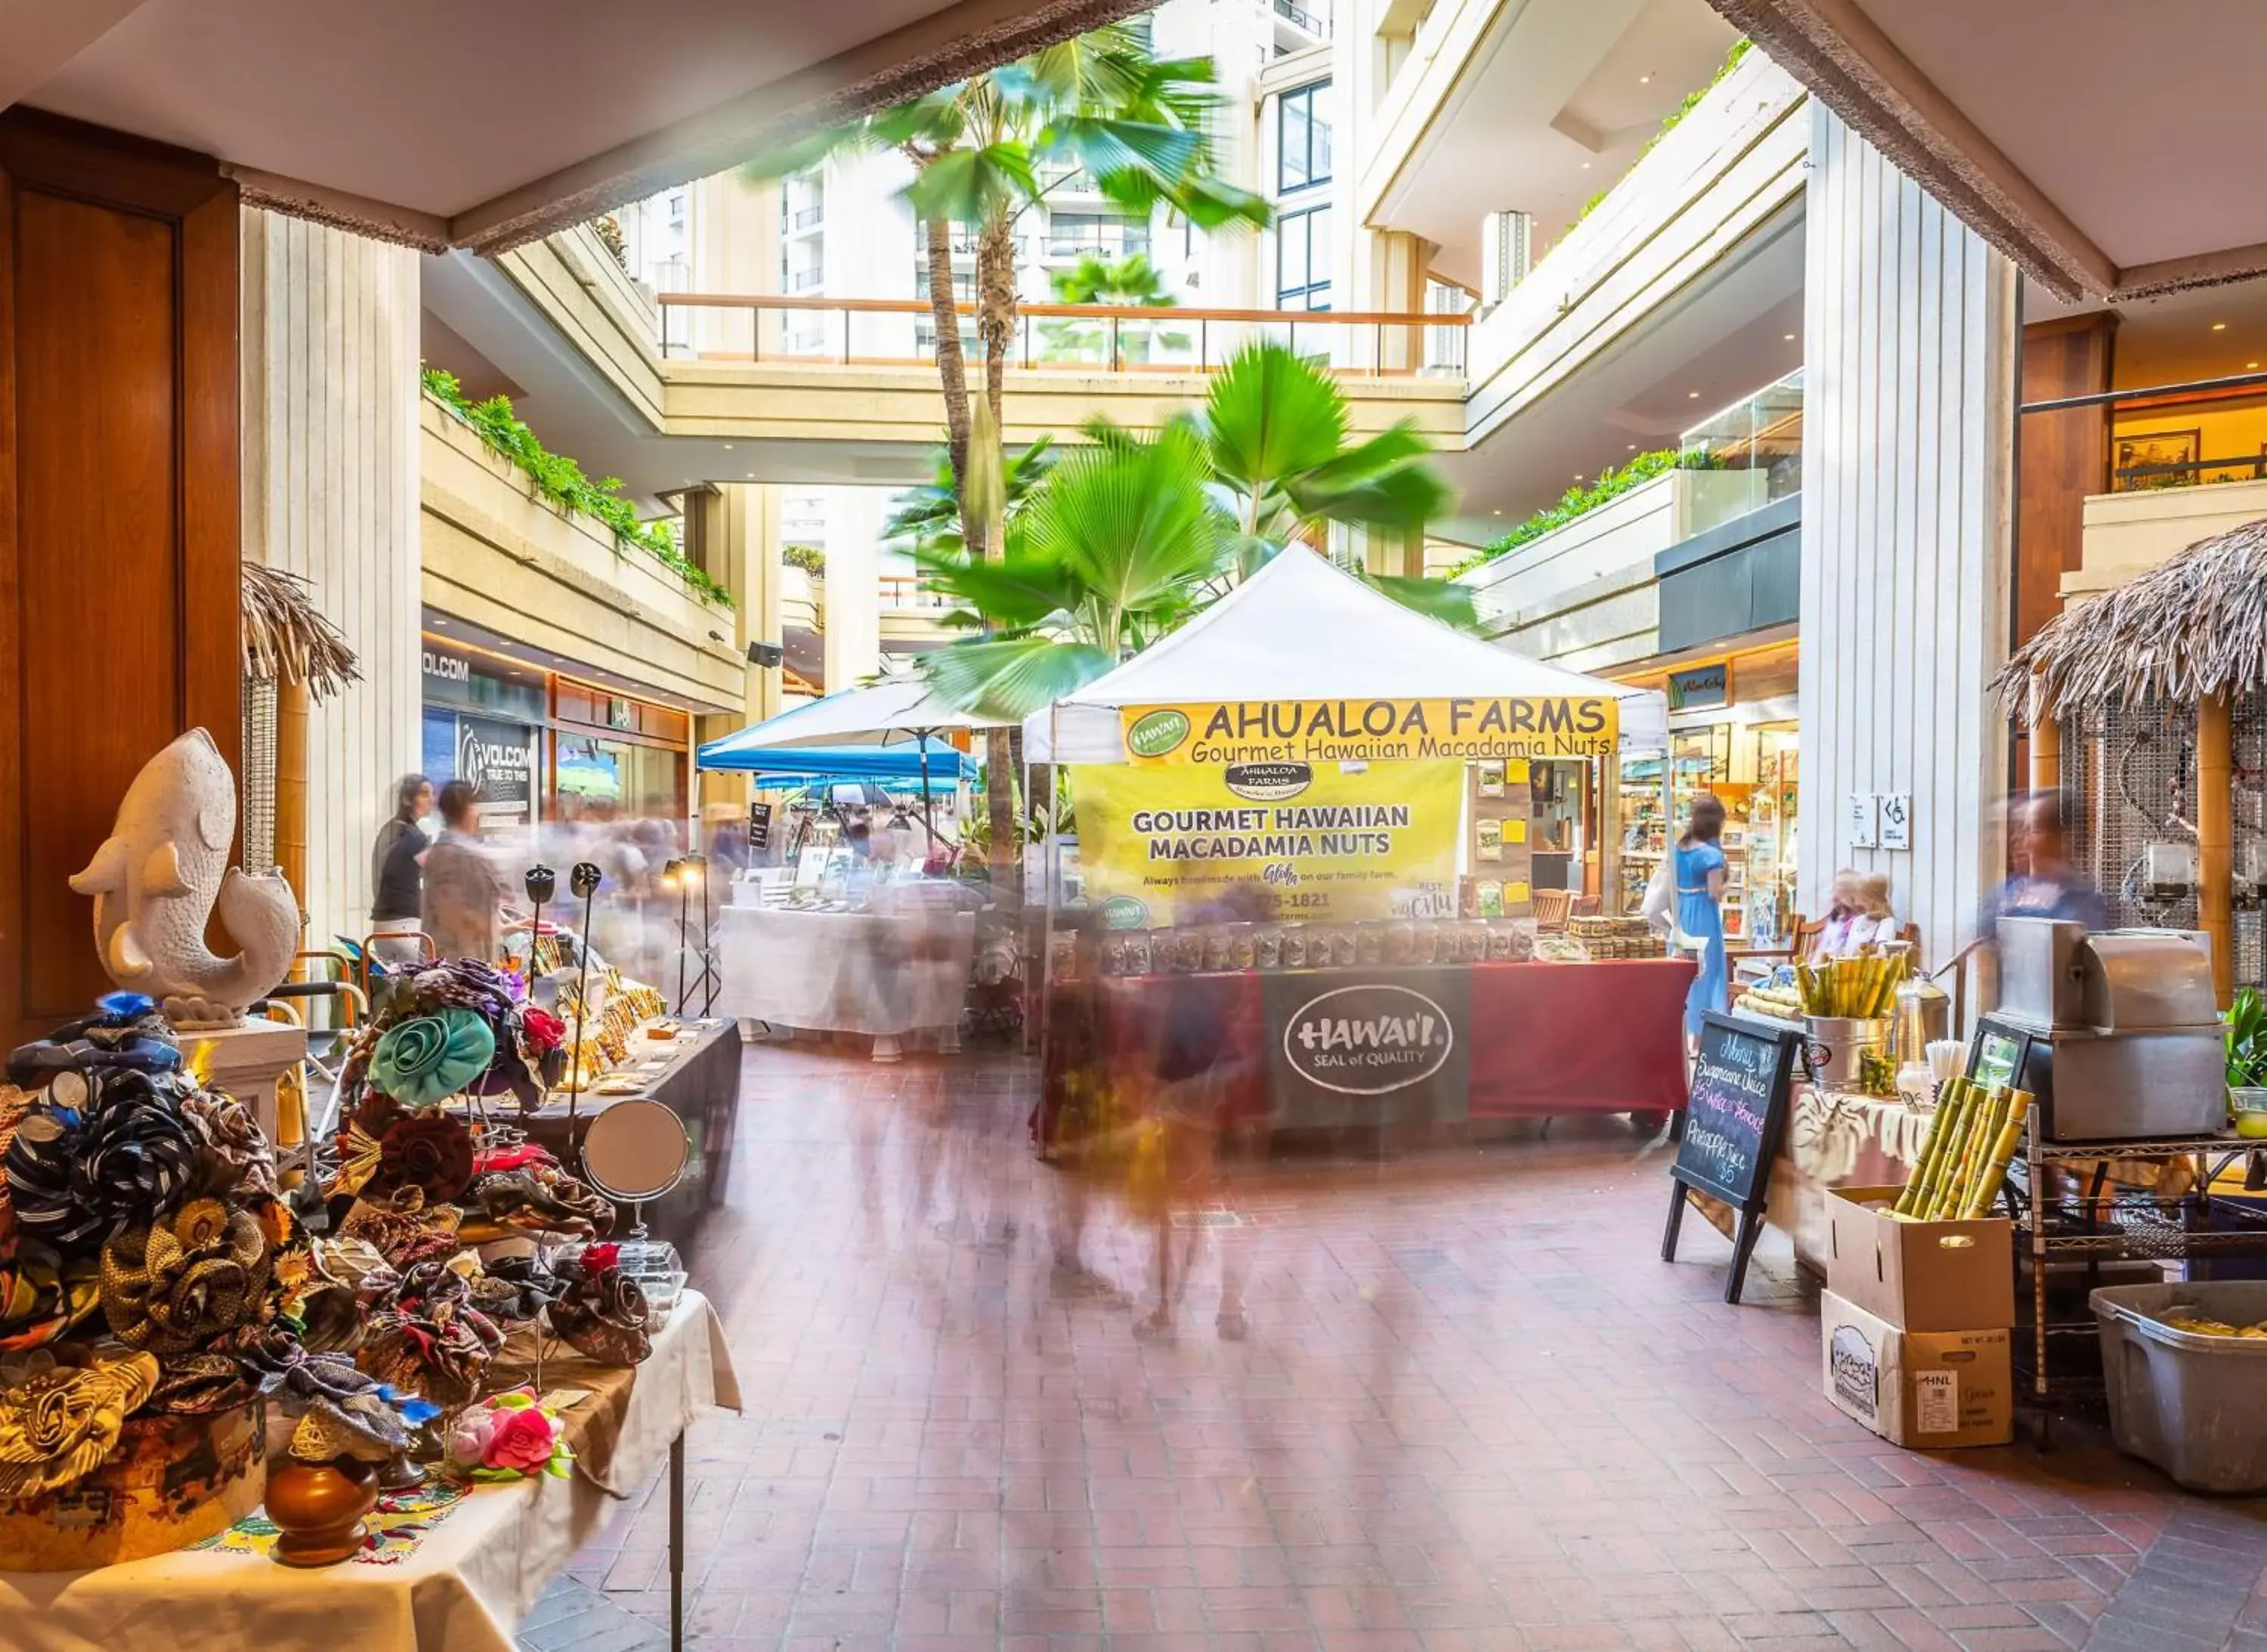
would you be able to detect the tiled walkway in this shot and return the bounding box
[554,1046,2267,1651]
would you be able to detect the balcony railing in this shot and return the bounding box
[656,292,1469,377]
[1678,368,1805,539]
[790,204,824,230]
[1274,0,1329,35]
[788,268,824,292]
[879,575,951,611]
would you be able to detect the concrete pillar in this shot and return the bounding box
[1367,228,1433,372]
[1797,109,2018,973]
[692,483,781,811]
[823,497,883,692]
[240,207,422,950]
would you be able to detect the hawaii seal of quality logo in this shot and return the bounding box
[1282,983,1455,1096]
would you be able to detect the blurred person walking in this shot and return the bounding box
[369,773,431,963]
[1981,788,2108,932]
[422,780,512,964]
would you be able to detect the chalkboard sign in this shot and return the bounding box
[748,800,774,851]
[1662,1010,1802,1303]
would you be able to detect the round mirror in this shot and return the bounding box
[579,1099,691,1205]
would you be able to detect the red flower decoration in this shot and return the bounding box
[486,1405,559,1473]
[518,1008,565,1054]
[580,1242,621,1273]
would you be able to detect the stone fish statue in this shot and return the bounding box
[67,729,298,1028]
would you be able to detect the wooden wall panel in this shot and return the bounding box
[2015,314,2117,648]
[1797,107,2018,972]
[0,111,238,1042]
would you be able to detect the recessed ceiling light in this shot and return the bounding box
[723,443,735,450]
[1573,472,1583,481]
[2251,361,2262,370]
[1687,390,1701,398]
[1639,73,1653,84]
[1580,161,1592,170]
[1492,509,1504,515]
[2213,321,2228,331]
[1783,333,1796,342]
[1628,444,1638,451]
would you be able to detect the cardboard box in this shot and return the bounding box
[1825,1185,2015,1332]
[1820,1290,2013,1450]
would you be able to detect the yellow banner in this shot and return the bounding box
[1069,759,1461,927]
[1119,696,1619,766]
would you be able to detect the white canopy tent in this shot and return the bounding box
[1022,549,1668,763]
[712,679,1014,750]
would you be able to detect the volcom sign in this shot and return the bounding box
[1282,985,1455,1095]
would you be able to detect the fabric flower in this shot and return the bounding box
[448,1405,499,1467]
[486,1404,558,1473]
[546,1260,651,1366]
[367,1110,474,1205]
[370,1010,495,1108]
[5,1073,198,1253]
[0,1350,159,1498]
[100,1198,271,1353]
[0,1245,102,1353]
[144,1350,263,1415]
[181,1089,279,1201]
[518,1007,564,1053]
[358,1261,503,1406]
[581,1243,621,1273]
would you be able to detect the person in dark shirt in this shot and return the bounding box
[1979,789,2109,936]
[369,773,431,962]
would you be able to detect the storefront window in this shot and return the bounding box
[555,734,685,824]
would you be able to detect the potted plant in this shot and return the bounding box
[2223,987,2267,1137]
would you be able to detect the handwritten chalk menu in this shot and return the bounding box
[1662,1010,1802,1303]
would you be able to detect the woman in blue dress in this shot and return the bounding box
[1674,794,1730,1041]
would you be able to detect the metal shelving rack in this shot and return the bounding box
[1999,1128,2267,1409]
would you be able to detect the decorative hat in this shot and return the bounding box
[4,1070,199,1253]
[369,1010,496,1109]
[546,1252,651,1366]
[181,1089,280,1202]
[100,1198,272,1353]
[358,1261,503,1407]
[468,1165,612,1239]
[0,1350,159,1498]
[366,1109,475,1206]
[6,995,181,1088]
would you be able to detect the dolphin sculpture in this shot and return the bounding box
[68,728,300,1027]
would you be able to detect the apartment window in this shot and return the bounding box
[1276,204,1331,311]
[1047,212,1150,260]
[1278,82,1331,194]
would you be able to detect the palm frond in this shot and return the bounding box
[920,634,1117,719]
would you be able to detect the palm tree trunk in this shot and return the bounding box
[976,212,1016,427]
[920,213,973,511]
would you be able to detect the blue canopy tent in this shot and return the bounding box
[694,738,978,784]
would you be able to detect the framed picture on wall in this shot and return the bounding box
[2114,428,2199,491]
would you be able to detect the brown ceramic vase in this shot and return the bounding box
[267,1456,380,1567]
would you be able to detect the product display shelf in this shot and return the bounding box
[1998,1128,2267,1413]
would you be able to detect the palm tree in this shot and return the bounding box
[744,26,1266,554]
[916,422,1228,719]
[1040,253,1187,365]
[883,436,1057,561]
[1086,340,1477,626]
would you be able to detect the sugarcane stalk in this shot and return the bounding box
[1894,1081,1966,1216]
[1958,1089,2032,1219]
[1940,1086,2011,1220]
[1905,1081,1972,1220]
[1927,1083,1993,1220]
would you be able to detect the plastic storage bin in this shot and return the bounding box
[2091,1282,2267,1493]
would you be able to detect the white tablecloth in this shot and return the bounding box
[713,902,974,1035]
[0,1292,741,1652]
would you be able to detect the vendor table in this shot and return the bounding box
[525,1020,744,1235]
[1045,957,1693,1129]
[1768,1085,1933,1271]
[0,1291,741,1652]
[713,899,976,1060]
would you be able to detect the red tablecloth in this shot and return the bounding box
[1042,957,1693,1134]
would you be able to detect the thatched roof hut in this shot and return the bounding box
[241,564,360,699]
[1997,515,2267,725]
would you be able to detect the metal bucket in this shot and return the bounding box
[1805,1016,1888,1088]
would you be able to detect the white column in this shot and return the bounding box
[822,490,883,691]
[241,208,422,947]
[1797,108,2017,970]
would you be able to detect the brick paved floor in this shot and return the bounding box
[548,1045,2267,1651]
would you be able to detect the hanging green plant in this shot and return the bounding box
[421,366,734,609]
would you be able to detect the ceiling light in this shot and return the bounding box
[1639,73,1653,84]
[1687,390,1701,398]
[723,443,735,450]
[2251,361,2262,371]
[1580,161,1592,170]
[2213,321,2228,331]
[1628,444,1638,451]
[1492,509,1504,515]
[1783,333,1796,342]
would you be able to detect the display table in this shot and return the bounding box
[524,1020,742,1233]
[1044,957,1693,1134]
[714,901,976,1060]
[1768,1085,1933,1270]
[0,1291,741,1652]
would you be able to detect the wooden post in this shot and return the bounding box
[275,676,311,951]
[2200,691,2234,1007]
